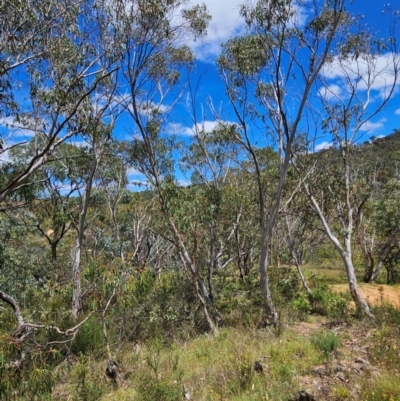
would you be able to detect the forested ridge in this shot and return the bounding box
[1,0,400,399]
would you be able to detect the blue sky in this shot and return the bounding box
[1,0,399,190]
[124,0,400,188]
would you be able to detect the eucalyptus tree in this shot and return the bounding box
[7,142,87,266]
[217,0,350,325]
[70,120,115,318]
[368,178,400,282]
[279,205,325,294]
[0,0,120,202]
[232,183,259,281]
[296,12,400,315]
[96,145,129,263]
[113,0,225,332]
[350,136,400,283]
[180,115,241,306]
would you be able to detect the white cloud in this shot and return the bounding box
[177,179,191,187]
[190,120,221,134]
[67,140,87,148]
[0,116,37,138]
[164,122,190,136]
[395,108,400,115]
[127,179,149,189]
[0,116,15,127]
[138,101,168,116]
[112,94,169,118]
[0,140,23,164]
[165,120,232,136]
[321,53,400,97]
[319,84,343,101]
[182,1,245,62]
[126,166,142,176]
[314,141,333,152]
[185,0,309,62]
[0,148,12,164]
[359,117,387,133]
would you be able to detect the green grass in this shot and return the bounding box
[311,330,341,359]
[84,326,325,401]
[46,302,400,401]
[29,262,398,401]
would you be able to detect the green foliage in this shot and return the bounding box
[359,374,400,401]
[218,35,270,78]
[137,380,181,401]
[311,331,341,359]
[369,306,400,370]
[110,271,203,344]
[270,265,302,302]
[215,267,267,329]
[0,345,55,401]
[72,316,105,356]
[72,354,105,401]
[135,342,182,401]
[309,283,348,321]
[289,293,311,321]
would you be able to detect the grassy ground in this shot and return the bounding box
[46,263,400,400]
[52,313,400,401]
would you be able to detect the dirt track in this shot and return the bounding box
[333,283,400,308]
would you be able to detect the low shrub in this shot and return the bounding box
[311,331,341,359]
[309,284,348,321]
[71,354,105,401]
[136,380,181,401]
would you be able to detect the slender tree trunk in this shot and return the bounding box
[260,229,279,325]
[370,245,393,282]
[71,143,101,319]
[72,234,83,318]
[342,253,373,316]
[173,221,221,334]
[207,226,216,303]
[234,225,248,282]
[358,233,374,282]
[293,256,311,294]
[108,200,125,263]
[307,191,374,317]
[370,260,384,282]
[51,242,57,262]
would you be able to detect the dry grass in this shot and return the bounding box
[49,264,400,401]
[333,283,400,308]
[50,309,400,401]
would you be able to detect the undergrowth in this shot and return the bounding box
[1,265,399,400]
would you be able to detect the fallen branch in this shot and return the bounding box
[24,311,95,337]
[102,288,117,360]
[0,291,25,327]
[0,290,95,344]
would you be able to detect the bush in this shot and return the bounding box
[137,380,181,401]
[309,284,348,321]
[289,293,311,321]
[71,316,105,356]
[311,331,340,359]
[269,265,301,302]
[0,330,61,401]
[72,354,105,401]
[110,271,206,344]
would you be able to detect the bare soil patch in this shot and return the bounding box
[292,320,388,401]
[333,283,400,308]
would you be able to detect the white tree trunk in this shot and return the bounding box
[71,143,102,319]
[308,191,374,317]
[259,231,279,325]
